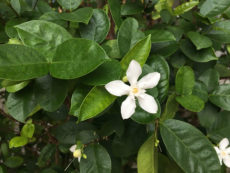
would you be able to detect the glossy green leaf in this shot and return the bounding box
[187,31,212,50]
[79,86,116,121]
[102,40,121,59]
[50,38,108,79]
[70,85,91,117]
[39,11,67,27]
[9,136,28,148]
[0,44,49,81]
[108,0,122,27]
[37,144,56,167]
[5,18,26,38]
[180,39,217,62]
[173,1,198,15]
[4,156,24,168]
[160,119,221,173]
[145,29,176,43]
[118,18,145,56]
[198,69,219,92]
[6,86,39,122]
[200,0,230,17]
[80,144,111,173]
[57,0,82,11]
[209,84,230,111]
[81,60,121,86]
[161,94,179,122]
[137,135,157,173]
[192,81,209,102]
[59,7,93,24]
[120,35,151,73]
[175,66,195,95]
[148,55,170,102]
[176,95,205,112]
[21,123,35,138]
[6,80,30,93]
[121,3,144,15]
[34,75,68,112]
[151,41,179,57]
[79,9,110,43]
[15,20,72,61]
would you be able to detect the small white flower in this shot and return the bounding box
[105,60,160,119]
[214,138,230,168]
[70,145,82,162]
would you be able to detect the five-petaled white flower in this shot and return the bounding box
[105,60,160,119]
[214,138,230,168]
[70,145,82,162]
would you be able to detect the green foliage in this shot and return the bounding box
[0,0,229,172]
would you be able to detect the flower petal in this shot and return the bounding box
[121,95,136,119]
[137,93,158,114]
[138,72,161,89]
[105,80,130,96]
[219,138,229,150]
[214,146,220,154]
[223,156,230,168]
[126,60,142,85]
[226,147,230,154]
[70,145,76,153]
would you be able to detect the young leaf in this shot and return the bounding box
[176,95,205,112]
[160,119,221,173]
[9,136,28,148]
[79,86,116,121]
[79,9,110,43]
[118,18,145,56]
[5,81,30,93]
[80,144,111,173]
[209,84,230,111]
[21,123,35,138]
[175,66,195,95]
[0,44,49,81]
[137,135,157,173]
[50,38,108,79]
[173,1,199,15]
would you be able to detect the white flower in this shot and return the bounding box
[105,60,160,119]
[214,138,230,167]
[70,145,82,162]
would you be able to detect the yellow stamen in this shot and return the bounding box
[73,149,81,158]
[132,87,139,94]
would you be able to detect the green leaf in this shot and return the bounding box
[209,84,230,111]
[192,81,209,102]
[102,40,121,59]
[57,0,82,11]
[79,9,110,43]
[160,119,221,173]
[158,153,184,173]
[132,100,161,124]
[200,0,230,17]
[145,29,176,43]
[148,55,170,102]
[173,1,199,15]
[175,66,195,95]
[5,18,26,38]
[80,144,111,173]
[21,123,35,138]
[176,95,205,112]
[121,3,144,16]
[50,38,108,79]
[137,135,157,173]
[108,0,122,27]
[187,31,212,50]
[4,156,24,168]
[34,75,68,112]
[15,20,72,61]
[120,35,151,73]
[118,18,145,56]
[37,144,56,167]
[70,85,91,117]
[81,60,121,86]
[10,0,21,15]
[0,44,49,81]
[40,11,67,27]
[59,7,93,24]
[151,41,179,57]
[6,86,39,122]
[161,94,179,122]
[180,39,217,62]
[198,69,219,92]
[9,136,28,148]
[215,63,230,77]
[79,86,116,121]
[5,80,30,93]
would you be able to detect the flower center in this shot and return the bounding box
[221,150,227,157]
[132,87,139,94]
[73,149,82,158]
